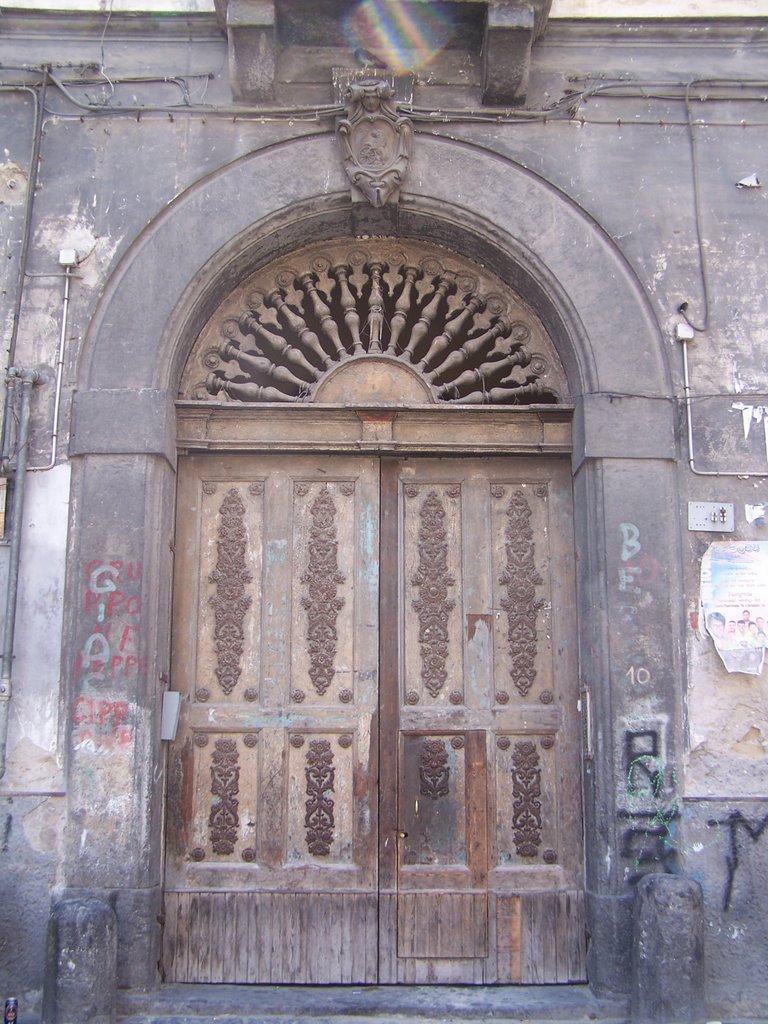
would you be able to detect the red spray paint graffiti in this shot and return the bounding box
[72,559,143,752]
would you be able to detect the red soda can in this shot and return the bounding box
[4,999,17,1024]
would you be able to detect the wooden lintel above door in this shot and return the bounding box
[175,403,574,455]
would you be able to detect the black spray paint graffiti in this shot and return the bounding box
[707,810,768,911]
[620,729,680,882]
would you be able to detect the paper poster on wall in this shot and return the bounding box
[700,541,768,675]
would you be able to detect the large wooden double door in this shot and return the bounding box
[163,453,584,984]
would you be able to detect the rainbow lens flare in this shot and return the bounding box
[344,0,455,72]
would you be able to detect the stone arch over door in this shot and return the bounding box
[65,133,679,993]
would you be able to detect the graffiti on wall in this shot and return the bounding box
[707,810,768,911]
[618,723,680,882]
[72,559,142,753]
[616,522,659,636]
[613,518,681,883]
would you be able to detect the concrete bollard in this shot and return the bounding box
[631,874,705,1024]
[42,896,117,1024]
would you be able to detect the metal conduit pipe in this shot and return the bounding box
[0,368,40,780]
[29,258,74,473]
[0,72,46,467]
[678,331,768,479]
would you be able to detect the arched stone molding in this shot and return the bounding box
[71,133,675,466]
[63,132,682,997]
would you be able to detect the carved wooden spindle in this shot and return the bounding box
[426,320,508,385]
[471,347,532,390]
[265,289,334,370]
[218,340,310,393]
[298,272,348,361]
[365,262,386,353]
[331,263,364,355]
[446,380,553,404]
[238,310,319,379]
[401,271,456,361]
[387,264,420,353]
[207,373,297,403]
[416,293,485,373]
[435,346,532,397]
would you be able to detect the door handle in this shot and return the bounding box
[396,830,408,839]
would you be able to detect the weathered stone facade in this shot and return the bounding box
[0,1,767,1018]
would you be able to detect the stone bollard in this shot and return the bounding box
[631,874,705,1024]
[42,896,117,1024]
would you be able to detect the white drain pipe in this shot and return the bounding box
[0,368,40,779]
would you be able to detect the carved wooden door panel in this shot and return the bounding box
[163,452,584,985]
[163,454,380,983]
[378,458,585,984]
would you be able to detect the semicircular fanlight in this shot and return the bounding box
[179,240,566,406]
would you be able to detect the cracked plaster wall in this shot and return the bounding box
[0,7,767,1014]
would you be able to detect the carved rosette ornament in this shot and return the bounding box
[336,80,413,208]
[499,490,544,697]
[209,488,252,696]
[304,739,335,856]
[419,738,450,800]
[301,488,346,696]
[511,740,543,858]
[209,738,240,855]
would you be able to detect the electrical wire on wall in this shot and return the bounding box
[2,65,768,480]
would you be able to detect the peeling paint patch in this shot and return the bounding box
[21,796,64,857]
[731,725,767,759]
[34,207,123,289]
[0,161,27,207]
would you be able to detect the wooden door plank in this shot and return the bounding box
[558,889,587,982]
[320,894,342,983]
[377,892,397,982]
[466,730,489,888]
[495,894,522,983]
[195,893,212,983]
[398,956,486,984]
[541,892,559,982]
[162,892,183,982]
[232,892,249,982]
[397,892,487,958]
[379,459,400,893]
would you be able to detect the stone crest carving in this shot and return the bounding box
[336,80,413,207]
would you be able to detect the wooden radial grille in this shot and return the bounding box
[180,241,565,406]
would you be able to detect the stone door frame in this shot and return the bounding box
[62,133,681,994]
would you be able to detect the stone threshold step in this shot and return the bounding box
[117,984,628,1022]
[118,1016,629,1024]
